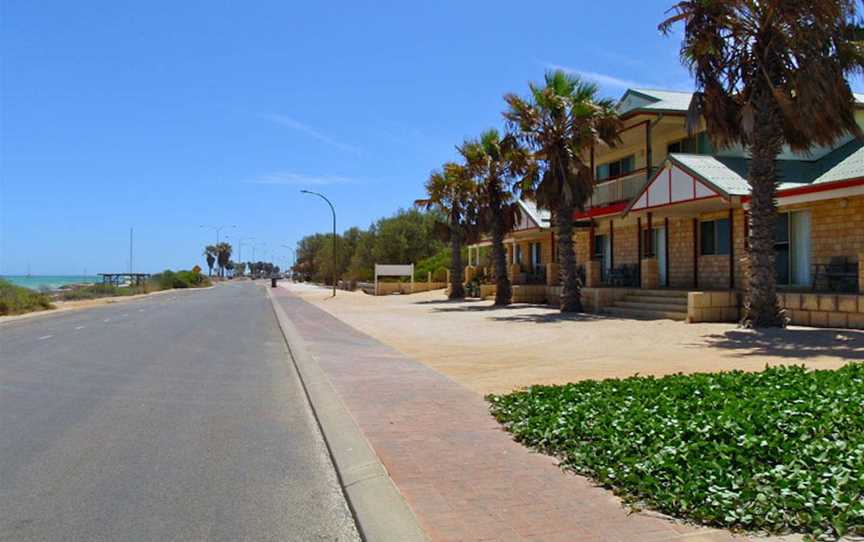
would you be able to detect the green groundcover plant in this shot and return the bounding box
[487,364,864,540]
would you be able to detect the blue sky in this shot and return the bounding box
[2,1,860,275]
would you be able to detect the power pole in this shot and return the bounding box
[129,227,134,274]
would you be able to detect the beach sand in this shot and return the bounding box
[283,282,861,395]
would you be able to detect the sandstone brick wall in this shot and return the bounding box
[781,292,864,329]
[698,256,730,289]
[697,209,747,290]
[782,195,864,267]
[667,217,696,289]
[613,223,639,266]
[575,230,591,266]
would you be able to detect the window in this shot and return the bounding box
[515,245,523,264]
[700,219,731,255]
[593,235,606,259]
[596,155,635,181]
[775,211,812,286]
[667,132,713,155]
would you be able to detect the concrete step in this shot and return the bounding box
[602,306,687,321]
[615,301,689,312]
[628,289,689,299]
[620,295,688,306]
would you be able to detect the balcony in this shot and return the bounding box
[587,168,652,210]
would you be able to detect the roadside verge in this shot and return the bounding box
[0,285,215,326]
[266,286,427,542]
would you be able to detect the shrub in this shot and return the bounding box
[59,283,146,300]
[414,247,466,281]
[487,365,864,540]
[151,269,209,290]
[0,279,54,315]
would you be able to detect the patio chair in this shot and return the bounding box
[813,256,859,293]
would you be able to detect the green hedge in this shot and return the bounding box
[487,365,864,540]
[0,279,54,315]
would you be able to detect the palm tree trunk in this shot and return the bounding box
[557,202,582,313]
[744,88,785,327]
[449,210,465,299]
[491,215,511,306]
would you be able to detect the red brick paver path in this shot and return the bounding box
[273,290,768,542]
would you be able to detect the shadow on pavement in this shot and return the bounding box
[701,327,864,360]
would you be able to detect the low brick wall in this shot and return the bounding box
[782,292,864,328]
[686,290,864,329]
[479,284,497,300]
[687,291,741,323]
[511,285,548,304]
[376,282,447,295]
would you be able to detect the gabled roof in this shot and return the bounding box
[671,154,751,196]
[518,199,551,228]
[625,138,864,214]
[617,88,864,117]
[618,88,693,116]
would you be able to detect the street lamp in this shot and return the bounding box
[199,224,236,245]
[301,190,336,297]
[281,244,296,280]
[238,237,255,276]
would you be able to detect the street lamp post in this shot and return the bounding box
[199,224,236,245]
[237,237,255,277]
[281,244,296,281]
[300,190,336,297]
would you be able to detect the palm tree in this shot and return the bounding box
[416,162,477,299]
[660,1,864,327]
[203,245,217,277]
[215,242,232,278]
[504,70,621,313]
[459,129,532,306]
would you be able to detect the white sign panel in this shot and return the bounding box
[374,264,415,296]
[375,264,414,277]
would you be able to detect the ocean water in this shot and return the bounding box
[1,275,99,291]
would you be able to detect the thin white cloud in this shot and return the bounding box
[242,172,355,186]
[546,64,646,90]
[259,113,363,156]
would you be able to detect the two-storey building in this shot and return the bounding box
[466,88,864,328]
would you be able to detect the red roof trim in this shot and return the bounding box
[741,177,864,203]
[574,201,628,220]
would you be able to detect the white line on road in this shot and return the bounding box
[121,313,128,318]
[138,309,145,312]
[103,318,111,323]
[37,335,52,341]
[75,326,85,330]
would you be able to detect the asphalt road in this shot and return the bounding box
[0,282,359,541]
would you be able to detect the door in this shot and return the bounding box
[654,227,668,287]
[603,235,612,280]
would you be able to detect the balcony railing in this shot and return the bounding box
[587,168,653,210]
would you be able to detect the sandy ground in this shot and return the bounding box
[283,282,864,395]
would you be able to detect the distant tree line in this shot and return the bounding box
[292,208,445,285]
[201,243,279,279]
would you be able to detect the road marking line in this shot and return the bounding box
[121,313,128,317]
[103,318,111,322]
[37,335,52,340]
[138,309,145,312]
[75,326,85,330]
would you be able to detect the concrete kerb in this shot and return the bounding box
[265,286,428,542]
